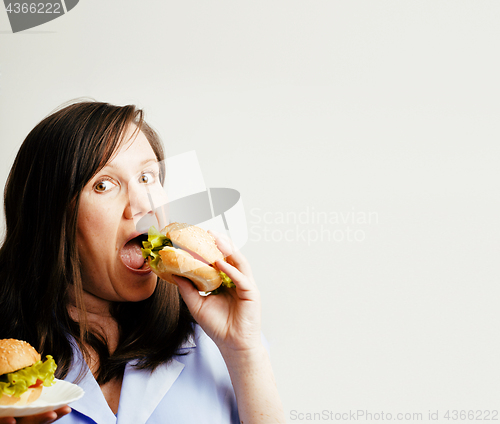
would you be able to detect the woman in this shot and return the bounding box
[0,101,285,424]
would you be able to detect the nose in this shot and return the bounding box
[124,181,154,221]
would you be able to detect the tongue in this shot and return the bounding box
[120,239,145,269]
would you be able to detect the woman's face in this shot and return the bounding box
[76,126,164,306]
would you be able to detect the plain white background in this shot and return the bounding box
[1,1,499,422]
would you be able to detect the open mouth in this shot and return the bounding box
[120,233,150,271]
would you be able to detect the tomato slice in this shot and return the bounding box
[28,379,43,388]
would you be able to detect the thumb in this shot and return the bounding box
[173,275,204,316]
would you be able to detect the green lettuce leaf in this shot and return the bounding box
[0,355,57,397]
[219,271,235,288]
[209,271,236,295]
[141,226,173,270]
[141,226,235,295]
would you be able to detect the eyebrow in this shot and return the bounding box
[104,158,159,170]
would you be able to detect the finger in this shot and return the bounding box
[216,259,256,297]
[15,411,57,424]
[53,406,71,420]
[173,275,205,315]
[208,230,235,260]
[209,231,253,277]
[6,405,70,424]
[215,259,244,285]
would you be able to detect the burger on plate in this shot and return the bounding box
[141,222,236,293]
[0,339,57,406]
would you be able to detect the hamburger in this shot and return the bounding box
[141,222,235,293]
[0,339,57,406]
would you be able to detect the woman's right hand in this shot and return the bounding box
[0,406,71,424]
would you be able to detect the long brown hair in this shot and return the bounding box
[0,101,194,384]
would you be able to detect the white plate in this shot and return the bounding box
[0,379,84,417]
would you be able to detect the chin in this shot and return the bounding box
[126,274,158,302]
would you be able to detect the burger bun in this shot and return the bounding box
[0,339,43,406]
[152,223,227,292]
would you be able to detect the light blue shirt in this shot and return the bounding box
[58,325,240,424]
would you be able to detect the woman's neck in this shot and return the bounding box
[67,286,120,354]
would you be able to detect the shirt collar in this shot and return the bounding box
[63,333,197,424]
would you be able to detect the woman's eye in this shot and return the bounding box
[139,172,156,184]
[93,179,116,193]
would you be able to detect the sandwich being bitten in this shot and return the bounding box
[0,339,57,406]
[141,222,235,293]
